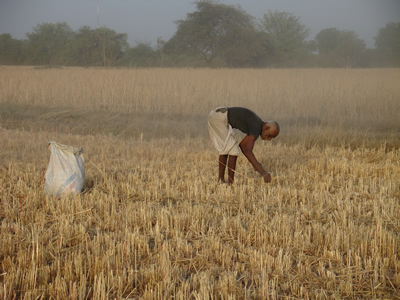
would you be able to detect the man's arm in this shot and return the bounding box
[239,135,271,183]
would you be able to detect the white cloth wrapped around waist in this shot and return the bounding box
[208,108,247,156]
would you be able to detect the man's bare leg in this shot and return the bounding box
[218,155,228,183]
[227,155,238,185]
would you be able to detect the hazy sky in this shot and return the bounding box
[0,0,399,48]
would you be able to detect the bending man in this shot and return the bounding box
[208,107,279,184]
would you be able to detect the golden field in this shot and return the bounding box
[0,66,399,299]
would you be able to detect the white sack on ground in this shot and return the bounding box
[44,141,85,196]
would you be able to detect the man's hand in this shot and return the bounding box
[240,135,272,183]
[262,172,272,183]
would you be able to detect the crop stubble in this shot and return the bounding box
[0,66,399,299]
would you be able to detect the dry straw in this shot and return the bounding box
[0,66,399,298]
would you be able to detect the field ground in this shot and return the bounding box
[0,67,399,298]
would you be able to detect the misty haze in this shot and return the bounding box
[0,1,399,299]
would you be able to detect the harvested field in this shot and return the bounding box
[0,66,399,299]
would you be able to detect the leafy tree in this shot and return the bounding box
[315,28,365,67]
[337,31,366,67]
[261,10,311,66]
[0,33,23,65]
[221,24,266,67]
[69,26,100,66]
[69,26,128,66]
[121,43,157,67]
[314,28,339,55]
[374,22,400,67]
[94,27,128,66]
[26,22,75,65]
[165,0,263,67]
[157,37,166,67]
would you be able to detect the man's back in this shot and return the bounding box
[228,107,263,139]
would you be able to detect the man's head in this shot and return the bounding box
[261,121,280,141]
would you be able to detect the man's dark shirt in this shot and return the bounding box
[227,107,263,140]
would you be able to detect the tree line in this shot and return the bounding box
[0,1,399,68]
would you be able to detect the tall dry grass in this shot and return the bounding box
[1,66,399,147]
[1,66,399,124]
[0,66,399,298]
